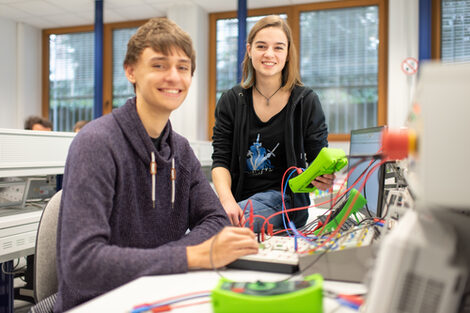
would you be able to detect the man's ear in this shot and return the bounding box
[124,64,136,84]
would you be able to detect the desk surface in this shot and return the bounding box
[68,269,366,313]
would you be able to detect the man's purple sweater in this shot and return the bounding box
[54,98,230,312]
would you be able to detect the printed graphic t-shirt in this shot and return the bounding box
[240,97,291,200]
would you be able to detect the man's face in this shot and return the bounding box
[125,47,192,115]
[32,124,51,131]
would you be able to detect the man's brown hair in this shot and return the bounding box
[124,17,196,76]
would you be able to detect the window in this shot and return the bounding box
[299,6,379,134]
[434,0,470,62]
[43,21,146,132]
[209,1,387,140]
[112,27,139,108]
[45,28,94,132]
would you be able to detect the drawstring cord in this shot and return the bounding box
[150,153,176,209]
[171,158,176,209]
[150,152,157,208]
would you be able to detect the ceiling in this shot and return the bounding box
[0,0,324,29]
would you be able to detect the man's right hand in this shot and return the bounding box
[187,227,258,269]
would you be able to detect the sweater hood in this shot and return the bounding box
[111,97,173,166]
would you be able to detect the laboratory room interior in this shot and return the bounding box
[1,0,470,313]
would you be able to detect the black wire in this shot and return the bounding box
[347,153,383,160]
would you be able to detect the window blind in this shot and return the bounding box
[300,6,379,134]
[441,0,470,63]
[49,32,94,132]
[112,27,139,108]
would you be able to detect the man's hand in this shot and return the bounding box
[187,227,258,269]
[222,200,246,227]
[311,173,336,191]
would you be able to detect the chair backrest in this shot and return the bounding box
[33,190,62,303]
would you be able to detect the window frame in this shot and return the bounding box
[431,0,441,59]
[41,20,148,121]
[208,0,388,141]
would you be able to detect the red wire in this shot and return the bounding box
[315,157,375,236]
[280,166,298,225]
[245,148,384,238]
[266,159,364,236]
[299,160,386,254]
[151,300,211,312]
[133,290,211,310]
[257,159,385,252]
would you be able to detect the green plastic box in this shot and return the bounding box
[211,274,323,313]
[289,147,348,193]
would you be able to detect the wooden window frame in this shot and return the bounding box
[41,20,147,120]
[431,0,441,59]
[208,0,388,142]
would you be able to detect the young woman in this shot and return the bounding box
[212,15,334,233]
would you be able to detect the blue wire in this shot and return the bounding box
[337,298,361,310]
[288,221,319,244]
[282,169,297,237]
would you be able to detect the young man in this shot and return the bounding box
[55,18,258,312]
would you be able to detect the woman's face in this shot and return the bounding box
[247,26,288,82]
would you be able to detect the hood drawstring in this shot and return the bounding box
[150,152,157,208]
[150,153,176,209]
[171,158,176,209]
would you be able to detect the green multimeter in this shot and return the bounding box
[211,274,323,313]
[289,147,348,193]
[314,188,367,236]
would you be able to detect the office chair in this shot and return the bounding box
[28,190,62,313]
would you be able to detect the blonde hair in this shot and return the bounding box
[241,15,302,90]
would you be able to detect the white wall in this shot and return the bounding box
[0,18,41,130]
[387,0,419,129]
[167,4,209,141]
[0,18,18,129]
[0,0,418,141]
[16,23,42,129]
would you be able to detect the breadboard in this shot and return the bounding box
[228,225,375,280]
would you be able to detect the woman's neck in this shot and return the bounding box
[254,76,282,95]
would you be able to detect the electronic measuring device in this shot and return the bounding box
[313,188,366,235]
[211,274,323,313]
[289,148,348,193]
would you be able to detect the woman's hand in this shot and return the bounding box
[311,173,335,191]
[222,200,246,227]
